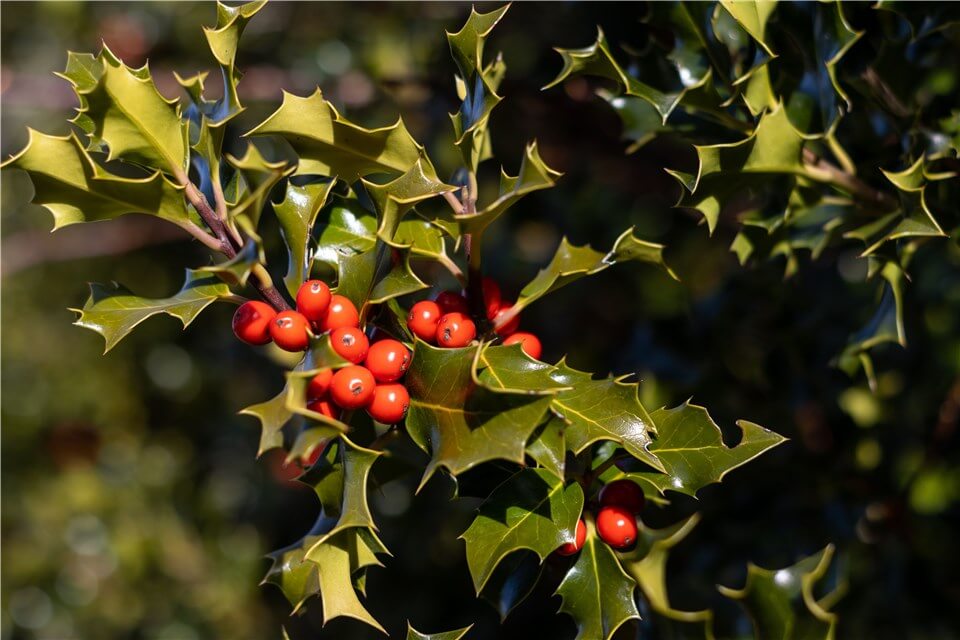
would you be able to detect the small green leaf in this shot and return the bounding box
[526,416,567,480]
[362,159,457,239]
[405,342,553,484]
[616,402,786,497]
[247,88,437,182]
[202,0,267,119]
[718,0,778,57]
[273,181,337,296]
[718,545,840,640]
[1,130,198,233]
[446,4,510,84]
[555,519,640,640]
[197,238,261,286]
[240,386,291,456]
[225,142,294,230]
[334,246,428,314]
[72,269,232,352]
[473,343,572,394]
[406,622,473,640]
[461,468,583,593]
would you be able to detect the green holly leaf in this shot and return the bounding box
[406,623,473,640]
[478,551,544,621]
[545,27,711,124]
[362,159,457,239]
[621,515,715,640]
[549,362,664,473]
[334,246,428,315]
[718,545,840,640]
[1,130,201,234]
[66,46,189,176]
[273,181,337,296]
[668,105,808,234]
[197,238,262,286]
[202,0,267,119]
[225,143,294,230]
[555,518,640,640]
[461,468,584,593]
[473,343,572,394]
[506,227,676,323]
[526,416,567,480]
[446,4,510,84]
[247,88,437,182]
[405,342,553,485]
[71,269,231,353]
[240,386,292,455]
[613,401,786,497]
[718,0,778,57]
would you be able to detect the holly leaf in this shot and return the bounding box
[461,468,583,593]
[446,4,510,84]
[240,386,291,456]
[473,343,572,395]
[362,159,457,239]
[71,269,231,352]
[549,362,664,473]
[718,0,778,57]
[334,246,428,314]
[718,545,841,640]
[555,519,640,640]
[273,181,337,296]
[509,227,676,321]
[1,130,200,233]
[406,623,473,640]
[197,238,262,286]
[615,401,786,497]
[621,515,715,640]
[405,342,553,485]
[202,0,267,120]
[225,143,294,231]
[479,551,544,621]
[247,88,437,182]
[66,46,189,175]
[526,416,567,480]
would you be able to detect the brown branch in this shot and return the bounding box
[802,148,899,213]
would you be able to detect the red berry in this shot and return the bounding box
[435,291,469,315]
[493,303,520,336]
[436,312,476,348]
[307,397,340,421]
[270,310,311,351]
[596,506,638,550]
[330,365,376,409]
[366,383,410,424]
[296,280,332,325]
[307,369,333,400]
[407,300,442,342]
[598,479,645,513]
[232,301,276,345]
[322,295,360,331]
[330,326,369,364]
[555,519,587,556]
[482,277,502,320]
[503,332,542,360]
[365,339,411,383]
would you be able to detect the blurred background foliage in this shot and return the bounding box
[1,2,958,639]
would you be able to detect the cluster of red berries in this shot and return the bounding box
[232,280,411,424]
[555,479,645,555]
[406,277,543,359]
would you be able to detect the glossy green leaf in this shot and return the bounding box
[1,130,200,233]
[549,362,664,473]
[406,623,473,640]
[66,46,189,175]
[202,0,267,119]
[461,468,583,593]
[71,269,231,353]
[273,181,337,296]
[247,88,437,182]
[197,238,261,286]
[617,401,786,497]
[446,4,510,84]
[362,159,457,239]
[334,246,428,314]
[718,545,840,640]
[718,0,778,57]
[555,518,640,640]
[473,343,572,395]
[479,551,543,621]
[526,417,567,480]
[225,142,294,230]
[405,342,553,485]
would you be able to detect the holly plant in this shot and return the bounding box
[5,2,879,638]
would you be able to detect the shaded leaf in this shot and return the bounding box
[718,0,778,57]
[406,622,473,640]
[473,343,572,395]
[526,416,567,480]
[273,181,337,296]
[479,551,544,622]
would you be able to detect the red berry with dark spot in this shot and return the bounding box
[596,506,638,550]
[365,339,411,382]
[493,303,520,336]
[330,365,376,409]
[482,277,502,320]
[503,332,542,360]
[330,326,369,364]
[307,369,334,400]
[269,310,311,351]
[435,291,469,315]
[598,479,645,513]
[365,383,410,424]
[436,312,476,348]
[232,301,277,345]
[407,300,442,343]
[555,519,587,556]
[296,280,332,325]
[322,295,360,331]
